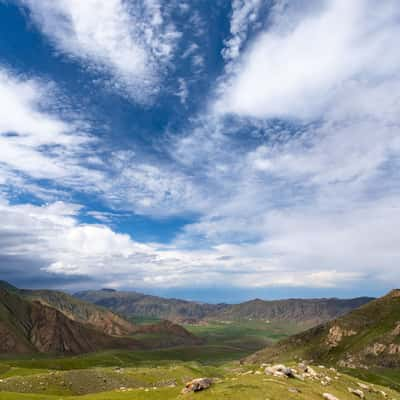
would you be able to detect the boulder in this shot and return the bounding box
[182,378,212,394]
[265,364,295,378]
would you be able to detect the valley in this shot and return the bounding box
[0,282,399,399]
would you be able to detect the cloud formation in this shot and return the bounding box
[1,1,399,295]
[19,0,181,101]
[218,0,400,119]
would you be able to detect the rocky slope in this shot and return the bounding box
[75,288,373,326]
[20,288,137,336]
[0,287,141,354]
[247,289,400,369]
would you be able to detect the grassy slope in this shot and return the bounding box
[246,290,400,391]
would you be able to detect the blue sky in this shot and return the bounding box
[0,0,399,302]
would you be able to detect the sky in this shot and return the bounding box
[0,0,399,302]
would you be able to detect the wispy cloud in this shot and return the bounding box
[0,67,101,197]
[18,0,181,101]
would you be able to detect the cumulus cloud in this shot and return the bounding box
[18,0,181,101]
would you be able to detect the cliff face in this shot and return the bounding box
[0,287,140,355]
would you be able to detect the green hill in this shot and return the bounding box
[247,289,400,370]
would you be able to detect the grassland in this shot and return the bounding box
[1,359,399,400]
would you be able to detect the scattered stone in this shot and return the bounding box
[241,370,253,376]
[357,383,370,391]
[288,387,301,393]
[182,378,213,394]
[348,388,365,398]
[323,393,340,400]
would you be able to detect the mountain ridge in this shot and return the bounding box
[75,288,374,326]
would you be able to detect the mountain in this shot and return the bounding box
[75,288,228,322]
[20,288,137,336]
[75,288,373,326]
[0,287,141,355]
[247,289,400,369]
[0,282,203,351]
[207,297,374,325]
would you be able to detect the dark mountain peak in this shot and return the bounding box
[101,288,117,292]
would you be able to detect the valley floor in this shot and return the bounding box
[0,355,399,400]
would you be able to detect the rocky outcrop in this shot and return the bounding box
[326,325,357,348]
[182,378,213,393]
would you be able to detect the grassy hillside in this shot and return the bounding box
[246,289,400,390]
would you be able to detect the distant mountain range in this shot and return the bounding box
[75,288,374,326]
[247,289,400,369]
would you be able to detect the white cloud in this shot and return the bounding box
[19,0,181,101]
[163,0,400,290]
[0,68,99,189]
[222,0,263,64]
[218,0,400,119]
